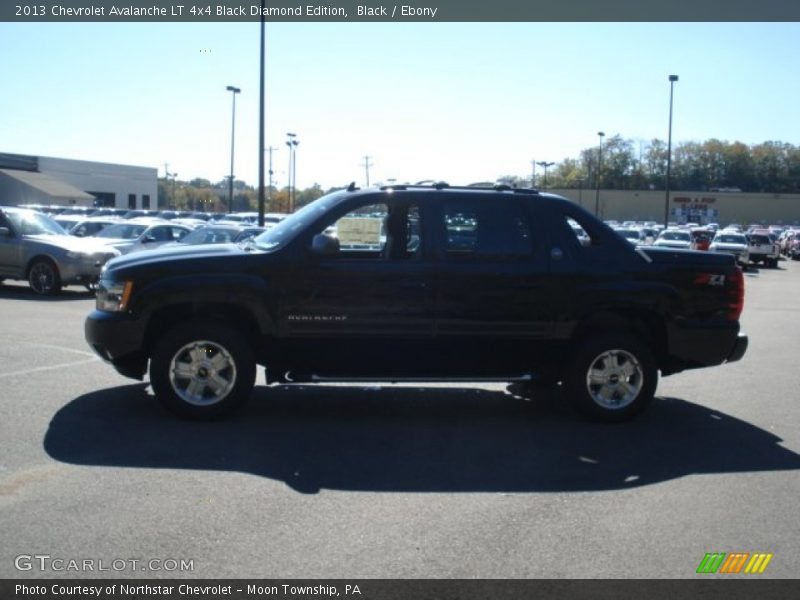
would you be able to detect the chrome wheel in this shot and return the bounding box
[585,348,643,410]
[168,340,237,407]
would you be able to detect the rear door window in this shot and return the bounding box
[442,200,533,261]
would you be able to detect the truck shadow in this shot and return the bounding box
[44,383,800,494]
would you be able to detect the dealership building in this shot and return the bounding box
[0,152,158,210]
[553,188,800,227]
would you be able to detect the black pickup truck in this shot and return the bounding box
[85,184,748,422]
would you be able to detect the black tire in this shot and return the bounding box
[149,320,256,420]
[563,333,658,422]
[28,258,62,295]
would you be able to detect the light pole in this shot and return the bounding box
[664,75,679,230]
[226,85,241,213]
[594,131,605,217]
[536,161,554,190]
[362,155,373,187]
[531,160,536,188]
[286,133,298,212]
[266,146,277,210]
[258,5,266,227]
[171,172,178,209]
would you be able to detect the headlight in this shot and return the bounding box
[65,250,89,259]
[96,280,133,312]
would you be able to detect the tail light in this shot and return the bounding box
[727,266,745,321]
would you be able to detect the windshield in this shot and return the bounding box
[7,210,66,235]
[716,234,746,244]
[180,227,238,245]
[95,223,148,239]
[660,231,690,241]
[253,192,343,251]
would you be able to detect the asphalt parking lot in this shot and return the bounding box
[1,261,799,579]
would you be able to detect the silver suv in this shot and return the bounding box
[0,207,120,295]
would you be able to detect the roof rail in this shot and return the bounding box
[379,182,540,195]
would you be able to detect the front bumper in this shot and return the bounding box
[85,309,148,379]
[59,252,119,285]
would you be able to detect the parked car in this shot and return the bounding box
[122,210,160,219]
[69,217,120,238]
[91,219,191,254]
[164,224,266,247]
[614,228,646,246]
[653,229,692,249]
[709,232,750,266]
[86,183,747,423]
[690,228,714,251]
[53,215,83,233]
[0,206,120,294]
[746,231,780,268]
[784,231,800,260]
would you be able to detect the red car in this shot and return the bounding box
[690,228,714,251]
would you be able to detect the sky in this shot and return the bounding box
[1,21,799,190]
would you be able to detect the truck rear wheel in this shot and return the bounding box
[564,333,657,422]
[150,320,256,420]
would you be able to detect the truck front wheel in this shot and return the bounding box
[150,320,256,419]
[564,334,657,422]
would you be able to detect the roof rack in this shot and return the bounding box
[379,182,540,195]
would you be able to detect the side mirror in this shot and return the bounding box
[0,226,11,237]
[311,233,340,255]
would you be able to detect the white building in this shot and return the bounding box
[0,152,158,209]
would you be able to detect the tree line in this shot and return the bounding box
[157,177,329,213]
[504,137,800,194]
[159,137,800,212]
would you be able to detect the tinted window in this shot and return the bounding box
[443,200,532,260]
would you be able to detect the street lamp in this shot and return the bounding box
[536,161,555,190]
[664,75,679,230]
[226,85,241,213]
[594,131,605,217]
[286,133,298,212]
[531,159,536,188]
[258,4,266,227]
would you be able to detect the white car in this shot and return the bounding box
[709,232,749,266]
[653,229,692,249]
[614,228,646,246]
[746,232,779,268]
[92,218,191,254]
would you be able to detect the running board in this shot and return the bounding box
[307,374,534,384]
